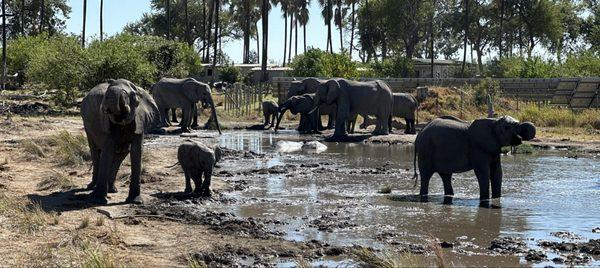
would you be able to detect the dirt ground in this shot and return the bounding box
[0,115,599,267]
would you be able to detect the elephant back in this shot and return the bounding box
[392,93,418,119]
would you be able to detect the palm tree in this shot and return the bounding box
[261,0,271,81]
[100,0,104,42]
[318,0,333,53]
[288,2,295,64]
[333,0,346,52]
[348,0,357,58]
[461,0,469,77]
[297,0,310,53]
[82,0,87,47]
[279,0,290,66]
[230,0,260,63]
[213,0,220,66]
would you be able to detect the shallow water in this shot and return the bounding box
[151,130,600,266]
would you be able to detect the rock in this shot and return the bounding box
[525,250,547,262]
[593,227,600,233]
[274,140,303,153]
[301,141,327,153]
[489,237,527,254]
[440,241,454,248]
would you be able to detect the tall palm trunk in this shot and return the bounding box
[213,0,220,66]
[498,0,504,59]
[294,15,298,57]
[261,0,269,82]
[327,0,333,53]
[349,1,355,58]
[166,0,171,40]
[82,0,87,47]
[100,0,104,41]
[243,0,251,63]
[283,9,288,67]
[461,0,469,77]
[39,0,45,33]
[288,12,293,64]
[303,23,307,53]
[2,0,6,91]
[256,21,260,61]
[202,0,207,61]
[430,0,435,78]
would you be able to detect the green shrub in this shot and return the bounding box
[469,78,501,106]
[559,51,600,77]
[517,105,600,129]
[369,55,414,78]
[218,65,241,84]
[290,48,358,79]
[488,56,560,78]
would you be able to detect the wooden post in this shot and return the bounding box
[460,90,464,119]
[1,0,6,92]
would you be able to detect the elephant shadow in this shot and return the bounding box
[150,191,212,202]
[246,124,270,131]
[324,134,372,143]
[388,194,502,209]
[27,188,127,213]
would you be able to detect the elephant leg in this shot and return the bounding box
[404,118,411,134]
[191,104,199,128]
[326,114,335,129]
[388,115,394,134]
[439,173,454,196]
[171,108,178,123]
[473,161,491,203]
[107,151,128,193]
[86,140,100,190]
[159,108,170,127]
[125,135,144,204]
[184,168,193,193]
[419,169,434,201]
[263,112,269,126]
[181,107,192,132]
[192,170,203,196]
[490,156,502,199]
[372,116,385,135]
[201,169,212,197]
[317,114,326,131]
[271,114,277,128]
[90,139,115,204]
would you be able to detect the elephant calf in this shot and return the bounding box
[359,93,418,134]
[414,116,536,206]
[178,140,222,196]
[262,100,279,128]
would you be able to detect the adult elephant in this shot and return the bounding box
[311,79,393,139]
[274,94,320,133]
[152,77,222,134]
[288,78,335,130]
[81,79,159,204]
[414,115,536,206]
[360,93,418,134]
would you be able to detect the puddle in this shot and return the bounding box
[147,130,600,266]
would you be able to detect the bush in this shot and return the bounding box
[559,51,600,77]
[469,78,501,106]
[289,48,358,79]
[487,56,564,78]
[218,65,241,84]
[368,55,414,78]
[517,105,600,129]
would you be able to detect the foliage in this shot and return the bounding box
[469,78,501,106]
[218,65,242,84]
[558,51,600,77]
[5,0,71,39]
[289,48,358,78]
[518,105,600,130]
[368,55,414,78]
[487,56,559,78]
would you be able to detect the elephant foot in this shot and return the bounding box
[88,192,108,205]
[108,185,118,193]
[201,189,212,197]
[181,127,191,133]
[419,195,429,203]
[184,187,193,194]
[371,131,389,136]
[86,182,96,190]
[442,196,454,205]
[125,195,144,204]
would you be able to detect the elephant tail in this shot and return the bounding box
[166,162,180,169]
[412,141,419,188]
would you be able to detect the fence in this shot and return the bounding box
[221,83,273,116]
[271,77,600,109]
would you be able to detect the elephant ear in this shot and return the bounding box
[468,118,502,154]
[182,79,200,102]
[129,83,159,135]
[326,80,341,105]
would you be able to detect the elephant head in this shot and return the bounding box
[274,94,314,131]
[310,79,342,113]
[183,79,222,134]
[100,79,158,134]
[287,78,326,98]
[469,116,536,153]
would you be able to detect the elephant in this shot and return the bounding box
[288,78,336,130]
[177,140,222,197]
[274,93,320,133]
[152,77,222,134]
[262,100,279,128]
[311,79,393,139]
[359,93,418,134]
[413,115,536,206]
[80,79,159,204]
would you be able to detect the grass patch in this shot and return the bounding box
[46,130,90,166]
[0,191,57,234]
[37,171,76,191]
[351,247,421,268]
[0,158,8,171]
[378,185,392,194]
[293,256,311,268]
[501,143,535,155]
[95,217,104,227]
[517,104,600,129]
[81,243,119,268]
[20,140,46,158]
[187,254,207,268]
[77,216,90,230]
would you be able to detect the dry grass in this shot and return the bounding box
[0,191,57,234]
[187,255,207,268]
[428,240,446,268]
[46,130,90,166]
[517,104,600,130]
[37,171,76,191]
[80,243,120,268]
[0,158,8,171]
[378,185,392,194]
[77,216,90,230]
[95,217,105,227]
[20,140,46,159]
[351,247,421,268]
[294,256,312,268]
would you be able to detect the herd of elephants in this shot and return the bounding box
[79,77,536,207]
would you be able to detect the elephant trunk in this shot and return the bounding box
[274,107,289,132]
[308,94,321,115]
[518,122,536,141]
[209,97,222,135]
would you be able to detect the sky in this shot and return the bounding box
[64,0,347,65]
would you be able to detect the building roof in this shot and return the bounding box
[412,58,457,65]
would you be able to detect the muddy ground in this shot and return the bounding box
[0,115,599,267]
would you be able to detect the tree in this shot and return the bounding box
[100,0,104,42]
[5,0,71,38]
[212,0,220,66]
[318,0,334,53]
[333,0,347,52]
[229,0,261,63]
[515,0,562,58]
[348,0,358,58]
[461,0,469,77]
[261,0,271,81]
[82,0,87,47]
[297,0,310,53]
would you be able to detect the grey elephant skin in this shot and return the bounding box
[360,93,418,134]
[288,78,336,130]
[312,79,393,138]
[262,100,279,128]
[80,79,159,205]
[413,115,536,205]
[152,77,222,134]
[177,140,222,196]
[275,93,320,133]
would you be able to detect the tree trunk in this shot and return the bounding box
[461,0,469,77]
[39,0,45,34]
[213,0,220,66]
[283,9,287,67]
[202,0,207,62]
[261,0,269,82]
[100,0,104,42]
[498,0,504,59]
[243,0,250,63]
[294,16,298,57]
[2,0,6,91]
[185,0,191,46]
[166,0,171,40]
[256,21,260,60]
[206,0,213,62]
[303,24,307,53]
[288,12,293,65]
[476,48,483,74]
[430,0,435,78]
[20,0,25,35]
[349,1,355,58]
[82,0,87,48]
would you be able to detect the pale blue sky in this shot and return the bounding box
[64,0,345,64]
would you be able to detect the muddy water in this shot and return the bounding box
[150,130,600,266]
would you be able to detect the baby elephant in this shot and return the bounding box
[177,140,222,196]
[262,100,279,128]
